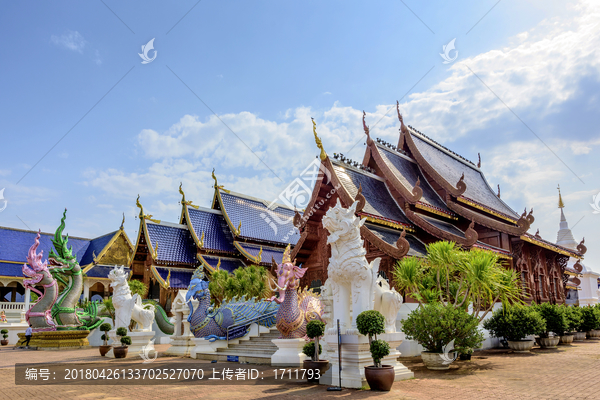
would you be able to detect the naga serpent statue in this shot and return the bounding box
[22,232,58,331]
[48,209,102,330]
[186,265,279,341]
[269,245,323,339]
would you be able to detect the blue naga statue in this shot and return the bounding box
[186,265,279,341]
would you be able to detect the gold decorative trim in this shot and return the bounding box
[82,229,135,273]
[457,197,517,224]
[0,260,26,264]
[520,235,580,259]
[361,215,414,232]
[415,203,458,220]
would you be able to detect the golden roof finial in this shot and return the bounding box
[211,168,230,193]
[179,182,199,209]
[256,246,263,264]
[152,240,159,259]
[234,221,242,236]
[312,118,327,161]
[217,258,221,269]
[282,244,292,264]
[136,194,143,216]
[199,231,205,248]
[165,269,171,288]
[136,195,161,224]
[558,184,565,208]
[120,213,125,230]
[179,182,185,198]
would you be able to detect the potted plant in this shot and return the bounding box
[580,306,600,339]
[1,329,8,346]
[402,303,483,369]
[569,307,586,341]
[356,310,393,391]
[560,305,580,344]
[302,320,329,383]
[98,323,112,356]
[533,303,566,348]
[113,327,131,358]
[483,304,545,353]
[458,347,474,361]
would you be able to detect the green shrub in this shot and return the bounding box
[302,342,322,359]
[370,340,390,366]
[533,303,568,337]
[483,304,545,341]
[580,306,600,331]
[101,334,107,341]
[401,303,484,353]
[1,329,7,339]
[563,306,582,333]
[357,310,387,368]
[306,320,325,339]
[99,323,112,332]
[120,336,132,346]
[116,327,128,337]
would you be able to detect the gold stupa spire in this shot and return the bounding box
[558,185,565,208]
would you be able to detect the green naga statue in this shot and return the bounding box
[48,209,102,330]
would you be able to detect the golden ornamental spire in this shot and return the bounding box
[312,118,327,161]
[179,182,199,209]
[120,213,125,230]
[136,194,143,216]
[256,246,263,264]
[179,182,185,199]
[199,231,205,248]
[282,244,292,264]
[211,168,230,193]
[165,269,171,288]
[136,195,161,223]
[216,258,221,269]
[558,185,565,208]
[234,221,242,236]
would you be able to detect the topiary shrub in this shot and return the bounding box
[99,323,112,346]
[580,306,600,332]
[120,336,132,346]
[116,327,128,337]
[302,342,322,360]
[1,329,8,340]
[305,320,326,361]
[483,304,545,342]
[356,310,388,368]
[401,303,483,354]
[533,303,568,337]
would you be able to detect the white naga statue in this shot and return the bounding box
[374,275,403,333]
[323,199,381,334]
[108,265,155,331]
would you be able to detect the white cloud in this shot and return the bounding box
[51,31,86,53]
[323,91,332,95]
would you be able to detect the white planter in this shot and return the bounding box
[421,352,453,370]
[573,332,587,341]
[559,334,574,345]
[538,336,560,348]
[586,330,600,339]
[507,340,534,353]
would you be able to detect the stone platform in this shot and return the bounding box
[16,330,91,350]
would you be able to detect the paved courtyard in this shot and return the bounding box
[1,341,599,400]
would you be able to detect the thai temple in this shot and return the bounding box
[1,109,597,319]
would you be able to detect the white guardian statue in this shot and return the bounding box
[108,265,155,331]
[374,275,403,333]
[322,199,380,334]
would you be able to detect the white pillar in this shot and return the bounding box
[83,281,90,301]
[24,288,31,311]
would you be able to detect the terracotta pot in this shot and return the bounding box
[559,334,574,345]
[113,346,128,359]
[364,365,395,391]
[1,339,8,346]
[99,345,112,356]
[421,351,454,370]
[507,340,535,353]
[302,360,329,383]
[538,336,560,349]
[573,332,587,341]
[586,330,600,339]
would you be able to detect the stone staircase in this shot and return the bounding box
[195,327,280,364]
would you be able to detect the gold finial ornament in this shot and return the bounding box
[217,258,221,269]
[179,182,185,197]
[312,118,327,161]
[211,168,230,193]
[120,213,125,230]
[234,221,242,236]
[179,182,199,209]
[92,250,98,265]
[256,247,263,264]
[152,241,159,259]
[136,195,161,223]
[558,185,565,208]
[165,269,171,288]
[282,244,292,264]
[199,231,205,248]
[136,194,143,214]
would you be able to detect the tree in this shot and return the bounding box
[208,265,273,306]
[393,241,522,322]
[128,280,148,298]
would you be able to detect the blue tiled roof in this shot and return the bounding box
[202,255,246,274]
[0,226,91,264]
[80,232,118,266]
[218,191,300,245]
[365,223,427,258]
[236,242,285,264]
[86,265,130,279]
[146,222,197,264]
[377,144,449,211]
[155,266,194,289]
[420,215,466,238]
[332,163,412,226]
[186,208,236,253]
[0,261,25,278]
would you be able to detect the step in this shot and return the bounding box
[219,344,278,352]
[195,352,272,364]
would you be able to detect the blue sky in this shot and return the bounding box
[1,1,599,270]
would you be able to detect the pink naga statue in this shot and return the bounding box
[269,245,323,338]
[22,232,58,331]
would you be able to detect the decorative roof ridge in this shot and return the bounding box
[146,220,190,230]
[406,125,478,168]
[357,211,414,231]
[219,188,295,212]
[153,265,198,272]
[201,254,245,261]
[0,225,92,241]
[473,240,512,254]
[457,196,519,223]
[331,159,383,181]
[187,205,224,215]
[234,241,286,252]
[521,232,582,258]
[375,141,417,164]
[233,234,294,247]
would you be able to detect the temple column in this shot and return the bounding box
[83,281,90,301]
[24,288,30,310]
